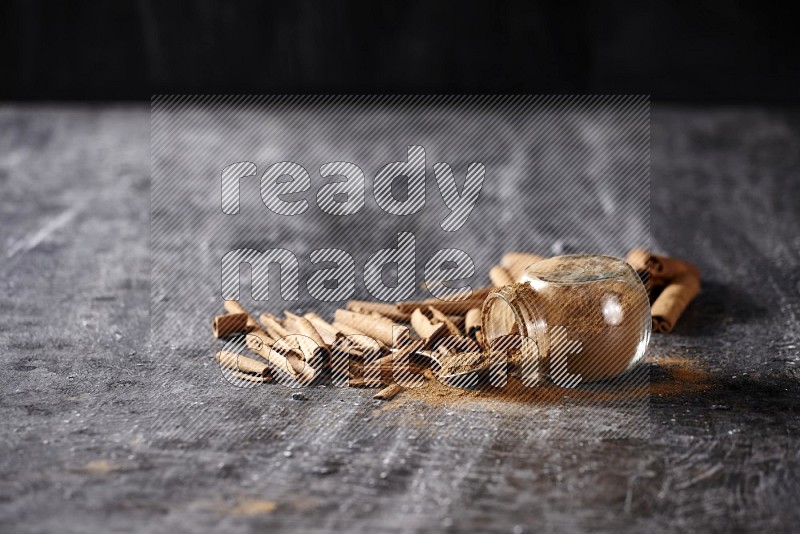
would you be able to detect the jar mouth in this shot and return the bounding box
[481,285,545,372]
[482,292,521,340]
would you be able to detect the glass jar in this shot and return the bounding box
[481,254,650,384]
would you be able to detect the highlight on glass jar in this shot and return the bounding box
[481,254,651,387]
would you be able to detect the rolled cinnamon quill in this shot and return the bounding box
[259,313,302,352]
[374,383,405,401]
[370,353,425,378]
[626,248,700,287]
[370,340,425,384]
[258,312,289,338]
[489,265,514,287]
[245,330,315,383]
[432,333,481,356]
[420,282,495,299]
[332,320,386,351]
[334,309,409,347]
[223,300,259,331]
[649,253,700,281]
[446,314,465,327]
[465,308,483,346]
[625,248,654,292]
[347,376,387,388]
[427,306,461,337]
[625,248,651,272]
[285,310,329,353]
[410,308,446,346]
[346,301,410,322]
[465,308,481,334]
[303,312,342,346]
[215,350,270,376]
[227,370,273,384]
[212,313,248,338]
[651,271,701,333]
[396,298,486,315]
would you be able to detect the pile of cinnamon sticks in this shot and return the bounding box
[213,294,487,399]
[212,250,701,398]
[625,249,702,332]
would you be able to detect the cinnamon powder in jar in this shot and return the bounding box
[481,255,651,383]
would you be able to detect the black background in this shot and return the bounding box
[3,2,800,532]
[2,0,798,102]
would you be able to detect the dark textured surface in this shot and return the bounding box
[1,104,799,533]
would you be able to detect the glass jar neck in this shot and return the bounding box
[481,283,547,363]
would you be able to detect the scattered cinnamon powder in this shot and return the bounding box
[647,355,713,397]
[379,355,712,409]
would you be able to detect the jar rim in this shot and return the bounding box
[481,284,546,369]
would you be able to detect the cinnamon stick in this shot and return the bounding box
[258,312,290,339]
[489,265,514,287]
[223,300,259,331]
[284,310,330,362]
[396,298,485,315]
[626,248,700,287]
[259,312,302,352]
[651,271,701,333]
[245,331,315,383]
[303,312,342,346]
[369,355,425,380]
[625,248,655,293]
[328,339,366,386]
[410,308,447,346]
[370,340,425,384]
[420,283,495,303]
[332,320,386,351]
[334,340,364,359]
[650,253,700,281]
[433,334,480,356]
[346,377,386,388]
[228,370,273,384]
[446,314,465,327]
[373,383,405,401]
[427,306,461,337]
[625,248,651,273]
[334,309,410,347]
[212,313,248,338]
[465,307,483,347]
[346,300,410,322]
[215,350,270,376]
